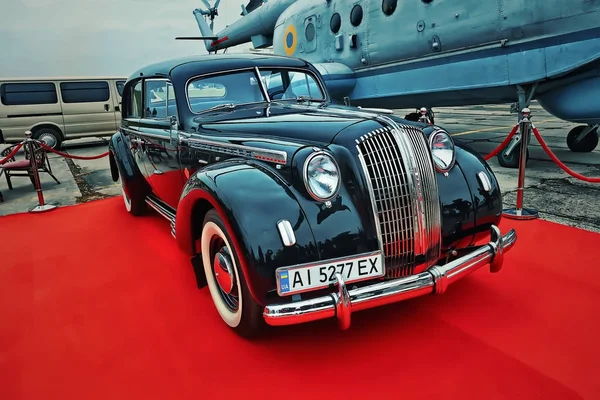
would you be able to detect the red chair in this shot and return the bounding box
[0,142,60,200]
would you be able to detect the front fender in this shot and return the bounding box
[176,160,319,306]
[108,130,151,196]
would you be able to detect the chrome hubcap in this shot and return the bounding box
[210,238,239,312]
[214,247,235,294]
[39,133,57,148]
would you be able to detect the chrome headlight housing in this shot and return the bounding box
[303,151,341,201]
[429,129,456,172]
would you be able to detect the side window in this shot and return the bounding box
[60,81,110,103]
[143,79,177,119]
[127,81,143,118]
[116,81,125,97]
[0,82,58,106]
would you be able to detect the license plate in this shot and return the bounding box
[276,252,384,296]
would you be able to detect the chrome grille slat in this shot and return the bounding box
[356,122,442,278]
[379,129,413,277]
[371,132,402,274]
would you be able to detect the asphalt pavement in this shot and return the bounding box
[1,101,599,232]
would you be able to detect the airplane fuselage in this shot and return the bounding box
[203,0,600,125]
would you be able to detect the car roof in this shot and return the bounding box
[128,53,311,81]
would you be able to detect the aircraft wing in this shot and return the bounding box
[241,0,264,15]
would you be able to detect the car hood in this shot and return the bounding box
[190,102,383,147]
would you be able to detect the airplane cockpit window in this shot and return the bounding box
[350,5,363,26]
[330,13,341,33]
[382,0,398,15]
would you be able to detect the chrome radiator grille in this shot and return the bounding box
[356,123,442,278]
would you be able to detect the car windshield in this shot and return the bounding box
[186,68,326,113]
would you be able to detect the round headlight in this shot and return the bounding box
[429,130,456,172]
[303,152,341,201]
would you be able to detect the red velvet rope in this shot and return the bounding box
[483,124,519,161]
[37,141,109,160]
[0,142,24,165]
[532,126,600,183]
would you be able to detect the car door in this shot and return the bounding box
[137,78,185,210]
[59,79,119,137]
[120,79,150,183]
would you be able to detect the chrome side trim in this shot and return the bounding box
[186,137,287,165]
[276,219,296,247]
[263,225,517,328]
[145,195,176,222]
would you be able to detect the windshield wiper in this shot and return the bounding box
[295,95,326,103]
[197,103,236,114]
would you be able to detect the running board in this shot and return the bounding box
[145,195,177,238]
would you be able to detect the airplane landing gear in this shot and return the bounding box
[566,124,599,152]
[498,144,530,168]
[499,84,537,168]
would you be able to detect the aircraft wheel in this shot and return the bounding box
[497,146,529,168]
[566,125,599,153]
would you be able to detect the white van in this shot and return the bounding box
[0,77,125,149]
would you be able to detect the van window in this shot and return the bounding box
[128,81,143,118]
[116,81,125,97]
[60,81,110,103]
[0,82,58,106]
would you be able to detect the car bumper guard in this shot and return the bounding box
[263,225,517,329]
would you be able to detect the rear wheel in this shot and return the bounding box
[201,209,264,337]
[119,168,146,216]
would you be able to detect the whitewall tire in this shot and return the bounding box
[118,168,146,216]
[200,209,264,336]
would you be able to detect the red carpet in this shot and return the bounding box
[1,197,599,399]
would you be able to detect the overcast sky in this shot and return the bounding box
[0,0,253,78]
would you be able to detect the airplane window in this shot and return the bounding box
[350,5,363,27]
[330,13,341,33]
[305,23,316,41]
[382,0,397,15]
[422,0,433,3]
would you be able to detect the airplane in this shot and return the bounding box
[177,0,600,168]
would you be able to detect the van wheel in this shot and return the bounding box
[33,127,63,149]
[201,209,264,337]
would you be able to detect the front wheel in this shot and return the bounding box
[33,127,63,149]
[201,209,264,337]
[497,146,530,168]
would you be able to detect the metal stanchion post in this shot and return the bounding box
[25,130,57,213]
[503,108,539,220]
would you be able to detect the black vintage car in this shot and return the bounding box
[109,53,517,337]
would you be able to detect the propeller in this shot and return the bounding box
[196,0,221,31]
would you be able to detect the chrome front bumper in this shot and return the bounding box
[263,225,516,330]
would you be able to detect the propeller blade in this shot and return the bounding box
[201,0,211,9]
[210,20,214,31]
[214,0,221,9]
[176,36,219,40]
